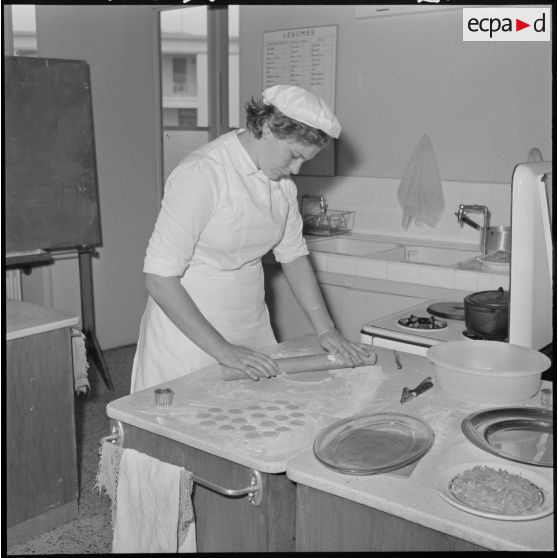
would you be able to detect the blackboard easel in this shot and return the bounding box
[5,56,114,391]
[78,247,113,391]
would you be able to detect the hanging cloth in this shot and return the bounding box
[95,442,196,553]
[397,133,444,230]
[71,328,90,394]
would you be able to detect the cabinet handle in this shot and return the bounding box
[100,421,263,506]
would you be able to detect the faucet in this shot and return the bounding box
[301,194,328,219]
[455,204,491,256]
[301,194,330,233]
[301,194,327,211]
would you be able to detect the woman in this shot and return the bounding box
[131,84,369,392]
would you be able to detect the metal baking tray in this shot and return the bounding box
[461,407,553,467]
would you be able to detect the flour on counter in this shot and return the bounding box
[151,362,384,462]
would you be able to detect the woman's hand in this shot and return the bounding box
[318,327,371,366]
[216,343,279,381]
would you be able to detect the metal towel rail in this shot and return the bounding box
[100,421,263,506]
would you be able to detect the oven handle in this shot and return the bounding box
[360,329,434,349]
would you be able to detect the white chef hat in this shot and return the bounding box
[262,84,341,139]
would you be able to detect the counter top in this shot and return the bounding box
[106,335,553,551]
[266,232,510,293]
[286,367,553,552]
[6,299,79,341]
[107,334,388,473]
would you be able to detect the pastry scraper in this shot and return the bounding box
[222,351,378,381]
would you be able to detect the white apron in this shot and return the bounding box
[130,155,293,393]
[130,261,277,393]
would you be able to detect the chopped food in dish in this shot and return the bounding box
[449,465,543,515]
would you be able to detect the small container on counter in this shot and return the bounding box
[154,387,174,411]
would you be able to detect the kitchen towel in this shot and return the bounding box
[397,134,444,230]
[71,328,90,394]
[95,441,196,553]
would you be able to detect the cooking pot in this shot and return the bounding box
[485,225,511,255]
[464,287,509,340]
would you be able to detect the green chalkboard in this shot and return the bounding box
[5,56,102,252]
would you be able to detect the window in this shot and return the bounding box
[8,5,38,56]
[159,5,239,181]
[172,56,197,96]
[177,108,198,128]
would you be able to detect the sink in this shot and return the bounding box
[306,237,399,256]
[374,245,481,267]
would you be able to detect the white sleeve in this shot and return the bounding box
[143,161,219,277]
[272,179,310,264]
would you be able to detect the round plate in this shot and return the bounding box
[436,461,553,521]
[462,407,553,467]
[313,412,434,475]
[427,301,465,320]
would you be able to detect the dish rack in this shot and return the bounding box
[301,194,355,236]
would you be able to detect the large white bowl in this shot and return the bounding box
[426,340,550,403]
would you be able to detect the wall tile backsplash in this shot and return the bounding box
[297,175,511,247]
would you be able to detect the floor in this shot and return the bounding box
[7,344,136,555]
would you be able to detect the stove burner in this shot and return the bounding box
[462,330,507,341]
[397,314,448,330]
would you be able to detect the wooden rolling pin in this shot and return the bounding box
[221,351,377,381]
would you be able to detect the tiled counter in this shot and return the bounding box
[306,233,509,292]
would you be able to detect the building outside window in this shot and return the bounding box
[172,55,197,96]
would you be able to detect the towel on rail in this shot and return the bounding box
[397,133,444,230]
[95,441,196,553]
[71,328,90,394]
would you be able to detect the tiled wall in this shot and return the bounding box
[296,175,512,247]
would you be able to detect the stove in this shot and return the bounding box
[360,300,469,356]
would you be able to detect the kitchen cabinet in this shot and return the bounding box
[264,263,314,340]
[295,485,486,551]
[264,262,424,343]
[106,335,553,552]
[113,422,297,552]
[6,300,80,547]
[321,283,424,342]
[286,370,554,552]
[105,334,385,553]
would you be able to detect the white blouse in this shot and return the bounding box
[143,130,309,277]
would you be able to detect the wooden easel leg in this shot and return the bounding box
[78,248,114,391]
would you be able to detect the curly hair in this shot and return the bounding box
[244,94,331,148]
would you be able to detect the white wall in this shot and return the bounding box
[238,5,552,183]
[27,5,163,350]
[238,4,550,247]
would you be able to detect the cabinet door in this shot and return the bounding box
[6,328,78,526]
[121,423,296,552]
[264,264,425,344]
[264,264,313,342]
[322,285,424,343]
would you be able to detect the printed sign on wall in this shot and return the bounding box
[263,25,337,109]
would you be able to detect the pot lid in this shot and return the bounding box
[465,287,510,308]
[427,301,465,320]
